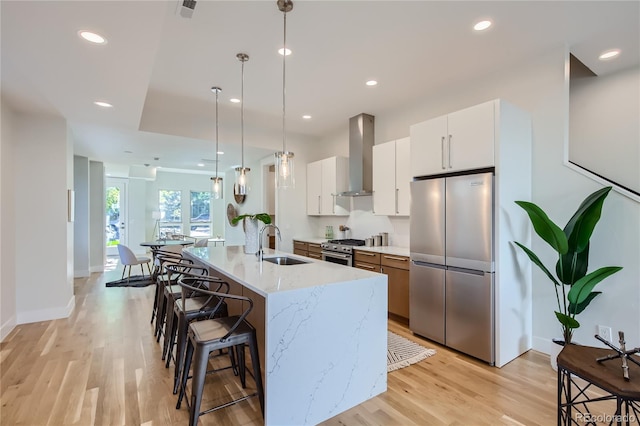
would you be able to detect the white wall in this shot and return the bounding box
[13,112,75,324]
[128,178,147,255]
[303,46,639,352]
[1,102,17,340]
[570,65,640,195]
[89,161,105,272]
[73,155,90,277]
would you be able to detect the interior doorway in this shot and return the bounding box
[105,178,128,256]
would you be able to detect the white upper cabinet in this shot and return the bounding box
[306,156,349,216]
[373,137,410,216]
[410,100,495,177]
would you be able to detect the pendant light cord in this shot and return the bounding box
[241,56,245,169]
[215,89,219,179]
[282,10,287,153]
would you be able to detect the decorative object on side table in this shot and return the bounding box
[513,186,623,364]
[595,331,640,381]
[232,213,272,254]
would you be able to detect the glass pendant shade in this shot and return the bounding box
[234,166,250,195]
[211,177,222,199]
[275,151,295,188]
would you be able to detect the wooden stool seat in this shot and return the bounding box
[557,344,640,425]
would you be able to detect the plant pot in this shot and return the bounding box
[549,339,564,371]
[243,218,259,254]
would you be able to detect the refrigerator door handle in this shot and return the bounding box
[412,260,446,270]
[447,265,486,276]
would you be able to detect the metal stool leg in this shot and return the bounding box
[248,332,265,416]
[188,344,210,426]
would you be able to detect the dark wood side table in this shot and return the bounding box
[557,344,640,425]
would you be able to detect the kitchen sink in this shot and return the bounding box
[263,256,309,266]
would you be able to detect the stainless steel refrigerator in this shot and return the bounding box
[409,171,495,364]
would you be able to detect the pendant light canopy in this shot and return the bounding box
[210,86,223,199]
[275,0,295,189]
[234,53,250,196]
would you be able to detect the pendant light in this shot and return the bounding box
[210,86,223,199]
[275,0,295,189]
[234,53,250,195]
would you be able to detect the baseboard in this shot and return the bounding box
[533,336,551,355]
[0,315,17,342]
[16,295,76,325]
[74,269,90,278]
[90,265,104,273]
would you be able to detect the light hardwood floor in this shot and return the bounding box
[1,260,557,425]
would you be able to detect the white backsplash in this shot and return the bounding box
[313,198,410,247]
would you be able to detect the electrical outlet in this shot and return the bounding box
[597,325,613,343]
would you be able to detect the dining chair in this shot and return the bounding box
[194,238,208,248]
[176,277,264,425]
[117,244,152,283]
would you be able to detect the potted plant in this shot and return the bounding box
[232,213,272,254]
[514,186,622,349]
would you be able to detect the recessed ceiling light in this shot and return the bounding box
[473,20,492,31]
[302,115,312,119]
[366,80,378,86]
[217,151,224,155]
[94,101,113,108]
[197,163,205,167]
[124,150,133,154]
[78,30,107,44]
[278,48,292,56]
[230,98,240,103]
[599,49,621,60]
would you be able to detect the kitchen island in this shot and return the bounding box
[183,246,387,425]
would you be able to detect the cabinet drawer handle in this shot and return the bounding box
[356,263,376,270]
[441,136,446,169]
[358,252,376,257]
[384,255,408,262]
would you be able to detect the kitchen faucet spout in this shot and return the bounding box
[257,224,282,261]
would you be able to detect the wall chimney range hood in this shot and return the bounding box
[335,113,375,197]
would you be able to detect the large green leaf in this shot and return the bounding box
[513,242,560,286]
[555,312,580,329]
[567,266,623,305]
[515,201,568,254]
[556,243,589,285]
[564,187,611,253]
[568,291,601,315]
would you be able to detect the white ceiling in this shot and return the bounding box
[2,1,638,175]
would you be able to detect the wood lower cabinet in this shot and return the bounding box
[381,255,410,319]
[293,240,323,260]
[354,250,410,319]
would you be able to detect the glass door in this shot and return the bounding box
[106,178,128,256]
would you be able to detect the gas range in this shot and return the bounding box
[321,239,366,255]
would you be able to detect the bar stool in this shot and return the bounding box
[163,271,230,375]
[158,262,209,346]
[176,277,264,426]
[150,250,183,327]
[155,256,201,342]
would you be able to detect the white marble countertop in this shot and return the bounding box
[291,236,327,244]
[354,245,410,257]
[184,245,382,298]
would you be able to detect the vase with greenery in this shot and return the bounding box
[514,186,622,345]
[232,213,272,254]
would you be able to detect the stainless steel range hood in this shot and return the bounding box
[335,113,375,197]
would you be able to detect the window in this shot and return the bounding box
[159,190,182,237]
[190,191,211,237]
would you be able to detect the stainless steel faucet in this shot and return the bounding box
[257,224,282,261]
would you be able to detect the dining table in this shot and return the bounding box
[140,239,194,278]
